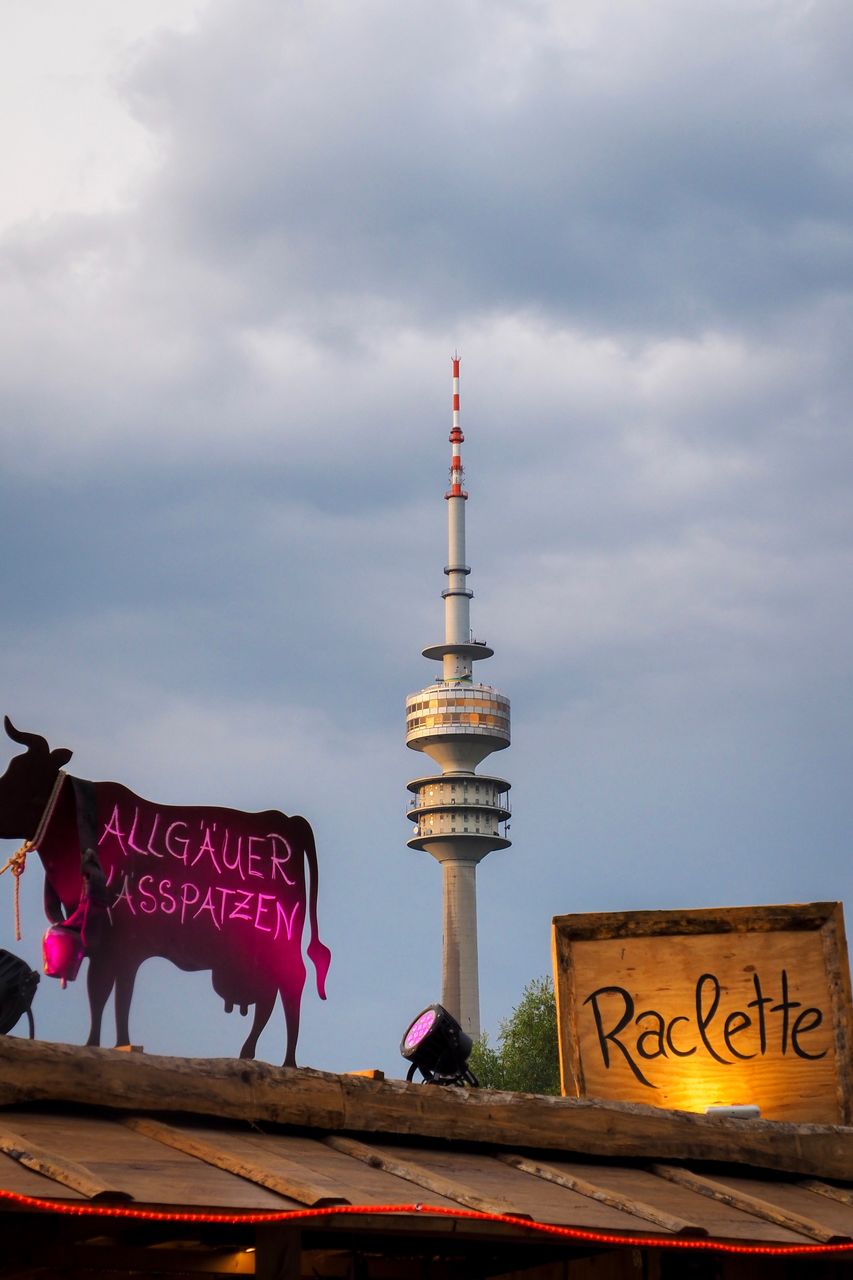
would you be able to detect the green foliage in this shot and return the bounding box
[469,975,560,1095]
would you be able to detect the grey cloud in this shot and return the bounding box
[117,0,853,334]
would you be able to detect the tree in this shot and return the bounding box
[469,975,561,1094]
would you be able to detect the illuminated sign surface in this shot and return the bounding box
[96,788,303,939]
[552,904,853,1124]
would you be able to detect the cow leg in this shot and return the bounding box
[276,951,308,1068]
[113,959,140,1047]
[281,988,303,1068]
[239,989,277,1061]
[85,958,115,1047]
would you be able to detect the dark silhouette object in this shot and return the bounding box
[0,718,331,1065]
[0,718,72,840]
[0,950,39,1037]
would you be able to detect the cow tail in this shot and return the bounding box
[298,817,331,1000]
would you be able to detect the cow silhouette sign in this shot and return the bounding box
[0,717,331,1065]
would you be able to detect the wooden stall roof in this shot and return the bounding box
[0,1036,852,1260]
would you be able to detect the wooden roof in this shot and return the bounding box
[1,1037,852,1276]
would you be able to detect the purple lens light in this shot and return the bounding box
[404,1008,437,1050]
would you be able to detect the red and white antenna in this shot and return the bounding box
[447,355,467,500]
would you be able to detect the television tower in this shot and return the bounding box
[405,357,511,1040]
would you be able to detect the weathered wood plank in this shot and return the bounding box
[324,1135,523,1216]
[0,1126,128,1200]
[799,1178,853,1207]
[496,1153,705,1236]
[122,1116,348,1207]
[649,1164,847,1243]
[553,903,842,941]
[231,1132,461,1209]
[0,1037,851,1180]
[820,904,853,1125]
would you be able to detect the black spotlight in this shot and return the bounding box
[0,950,39,1038]
[400,1003,478,1086]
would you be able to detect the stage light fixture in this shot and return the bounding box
[400,1003,478,1086]
[0,949,39,1037]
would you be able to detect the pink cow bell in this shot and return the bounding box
[43,924,85,988]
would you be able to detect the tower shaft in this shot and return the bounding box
[441,859,480,1035]
[405,358,511,1040]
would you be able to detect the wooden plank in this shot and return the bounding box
[0,1126,129,1200]
[553,903,843,941]
[230,1132,461,1209]
[820,904,853,1125]
[225,1141,458,1208]
[496,1152,706,1236]
[553,913,578,1103]
[323,1135,523,1217]
[534,1160,817,1245]
[392,1147,664,1235]
[0,1110,293,1210]
[799,1178,853,1207]
[649,1163,848,1243]
[122,1116,348,1207]
[0,1037,851,1180]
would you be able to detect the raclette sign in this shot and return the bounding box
[552,903,853,1124]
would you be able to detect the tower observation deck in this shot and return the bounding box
[405,358,511,1040]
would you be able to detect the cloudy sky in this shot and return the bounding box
[1,0,852,1075]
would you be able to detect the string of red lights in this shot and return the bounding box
[1,1189,851,1258]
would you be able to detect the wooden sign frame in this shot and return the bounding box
[552,902,853,1125]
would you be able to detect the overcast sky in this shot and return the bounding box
[1,0,852,1075]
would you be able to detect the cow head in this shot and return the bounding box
[0,717,73,841]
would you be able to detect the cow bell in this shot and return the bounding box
[42,924,86,988]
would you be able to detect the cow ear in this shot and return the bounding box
[50,748,73,768]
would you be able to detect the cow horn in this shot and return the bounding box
[4,717,50,756]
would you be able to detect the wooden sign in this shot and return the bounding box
[552,903,853,1124]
